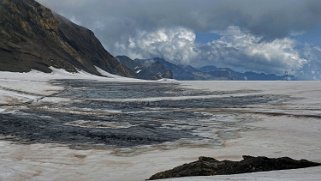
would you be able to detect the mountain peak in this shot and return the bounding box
[0,0,134,77]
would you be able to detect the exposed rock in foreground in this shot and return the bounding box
[149,155,321,180]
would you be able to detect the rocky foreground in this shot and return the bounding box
[149,155,321,180]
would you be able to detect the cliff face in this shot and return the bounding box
[0,0,134,77]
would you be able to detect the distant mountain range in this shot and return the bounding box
[116,56,172,80]
[117,56,295,80]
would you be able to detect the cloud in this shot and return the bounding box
[37,0,321,48]
[116,26,306,74]
[299,45,321,80]
[115,27,198,64]
[198,26,307,74]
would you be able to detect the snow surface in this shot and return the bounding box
[0,67,143,107]
[95,66,138,80]
[0,70,321,181]
[157,78,179,83]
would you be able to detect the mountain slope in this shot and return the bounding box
[0,0,134,77]
[117,56,173,80]
[118,56,215,80]
[152,58,210,80]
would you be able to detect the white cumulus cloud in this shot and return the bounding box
[199,26,307,74]
[115,27,198,65]
[298,45,321,79]
[115,26,307,75]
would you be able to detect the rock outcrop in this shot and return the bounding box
[0,0,134,77]
[149,155,321,180]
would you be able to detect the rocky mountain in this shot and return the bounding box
[117,56,172,80]
[118,56,212,80]
[151,58,212,80]
[0,0,134,77]
[200,65,294,80]
[118,56,292,80]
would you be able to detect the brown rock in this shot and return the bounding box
[0,0,135,77]
[149,155,321,180]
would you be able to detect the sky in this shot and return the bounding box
[37,0,321,79]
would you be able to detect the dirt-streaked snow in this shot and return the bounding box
[0,67,143,107]
[0,71,320,181]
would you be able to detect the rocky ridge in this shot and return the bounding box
[0,0,134,77]
[149,155,321,180]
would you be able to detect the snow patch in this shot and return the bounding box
[157,78,178,83]
[94,66,123,78]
